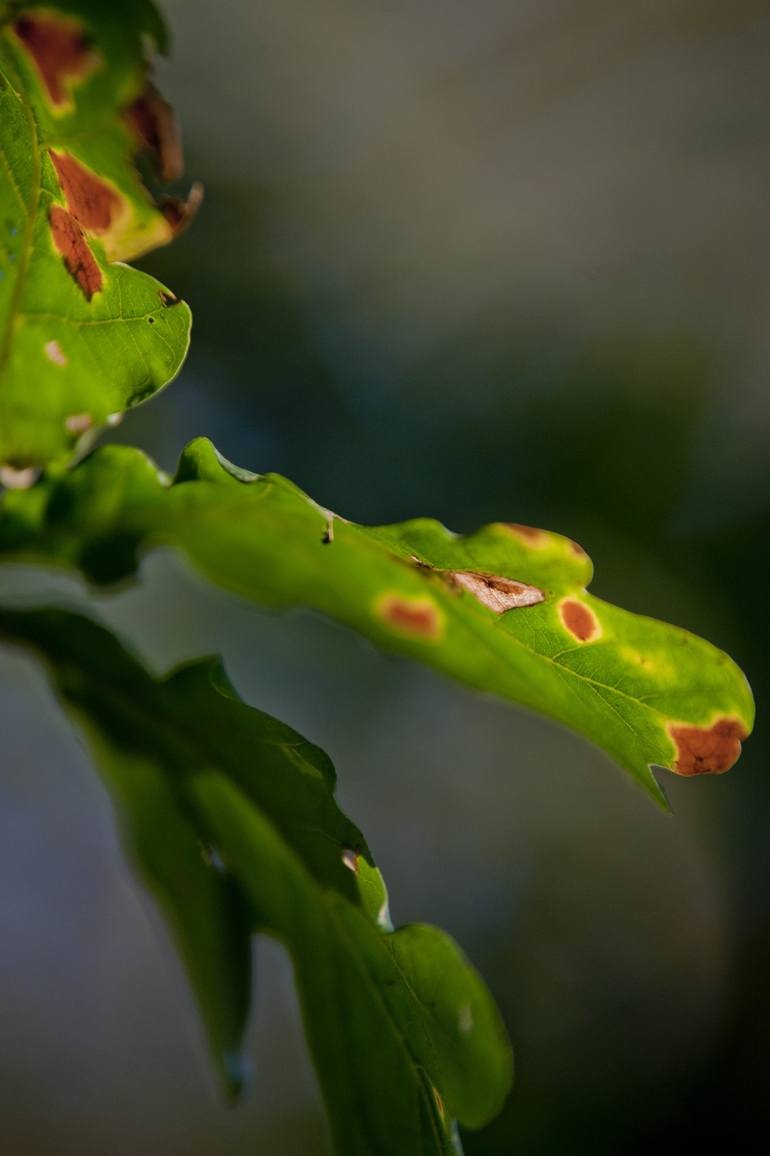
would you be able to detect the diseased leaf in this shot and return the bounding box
[0,1,193,471]
[0,606,513,1152]
[0,439,754,806]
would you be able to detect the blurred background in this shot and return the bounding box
[1,0,768,1151]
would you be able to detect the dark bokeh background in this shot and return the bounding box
[1,1,769,1152]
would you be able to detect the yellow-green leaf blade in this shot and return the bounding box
[0,1,192,469]
[0,438,754,805]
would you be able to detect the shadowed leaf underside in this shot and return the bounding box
[0,605,512,1154]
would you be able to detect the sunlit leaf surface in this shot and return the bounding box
[0,438,754,806]
[0,1,192,469]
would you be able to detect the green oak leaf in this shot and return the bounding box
[198,772,512,1154]
[0,0,192,471]
[0,606,253,1097]
[0,437,754,807]
[0,605,512,1153]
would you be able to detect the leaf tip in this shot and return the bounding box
[666,717,748,777]
[220,1049,250,1104]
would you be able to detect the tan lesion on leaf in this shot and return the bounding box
[559,597,600,642]
[407,557,544,613]
[48,149,199,264]
[376,592,443,640]
[446,570,544,613]
[501,522,549,547]
[47,100,199,266]
[49,150,123,234]
[13,12,99,108]
[49,205,102,299]
[501,523,590,564]
[25,26,200,265]
[568,538,588,559]
[667,717,747,776]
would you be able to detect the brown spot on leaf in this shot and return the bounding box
[50,151,121,234]
[568,539,588,559]
[560,598,599,642]
[447,570,544,613]
[341,848,359,874]
[125,82,183,182]
[503,523,548,547]
[13,13,97,107]
[377,593,443,639]
[668,718,747,776]
[50,205,102,299]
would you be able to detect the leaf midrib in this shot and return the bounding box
[150,484,668,766]
[0,41,41,383]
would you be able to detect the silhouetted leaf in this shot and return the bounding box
[0,606,251,1096]
[0,605,512,1153]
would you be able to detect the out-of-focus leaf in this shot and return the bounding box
[0,606,251,1096]
[0,438,754,805]
[197,773,512,1154]
[0,0,193,471]
[0,606,512,1152]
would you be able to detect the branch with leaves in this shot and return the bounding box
[0,3,755,1153]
